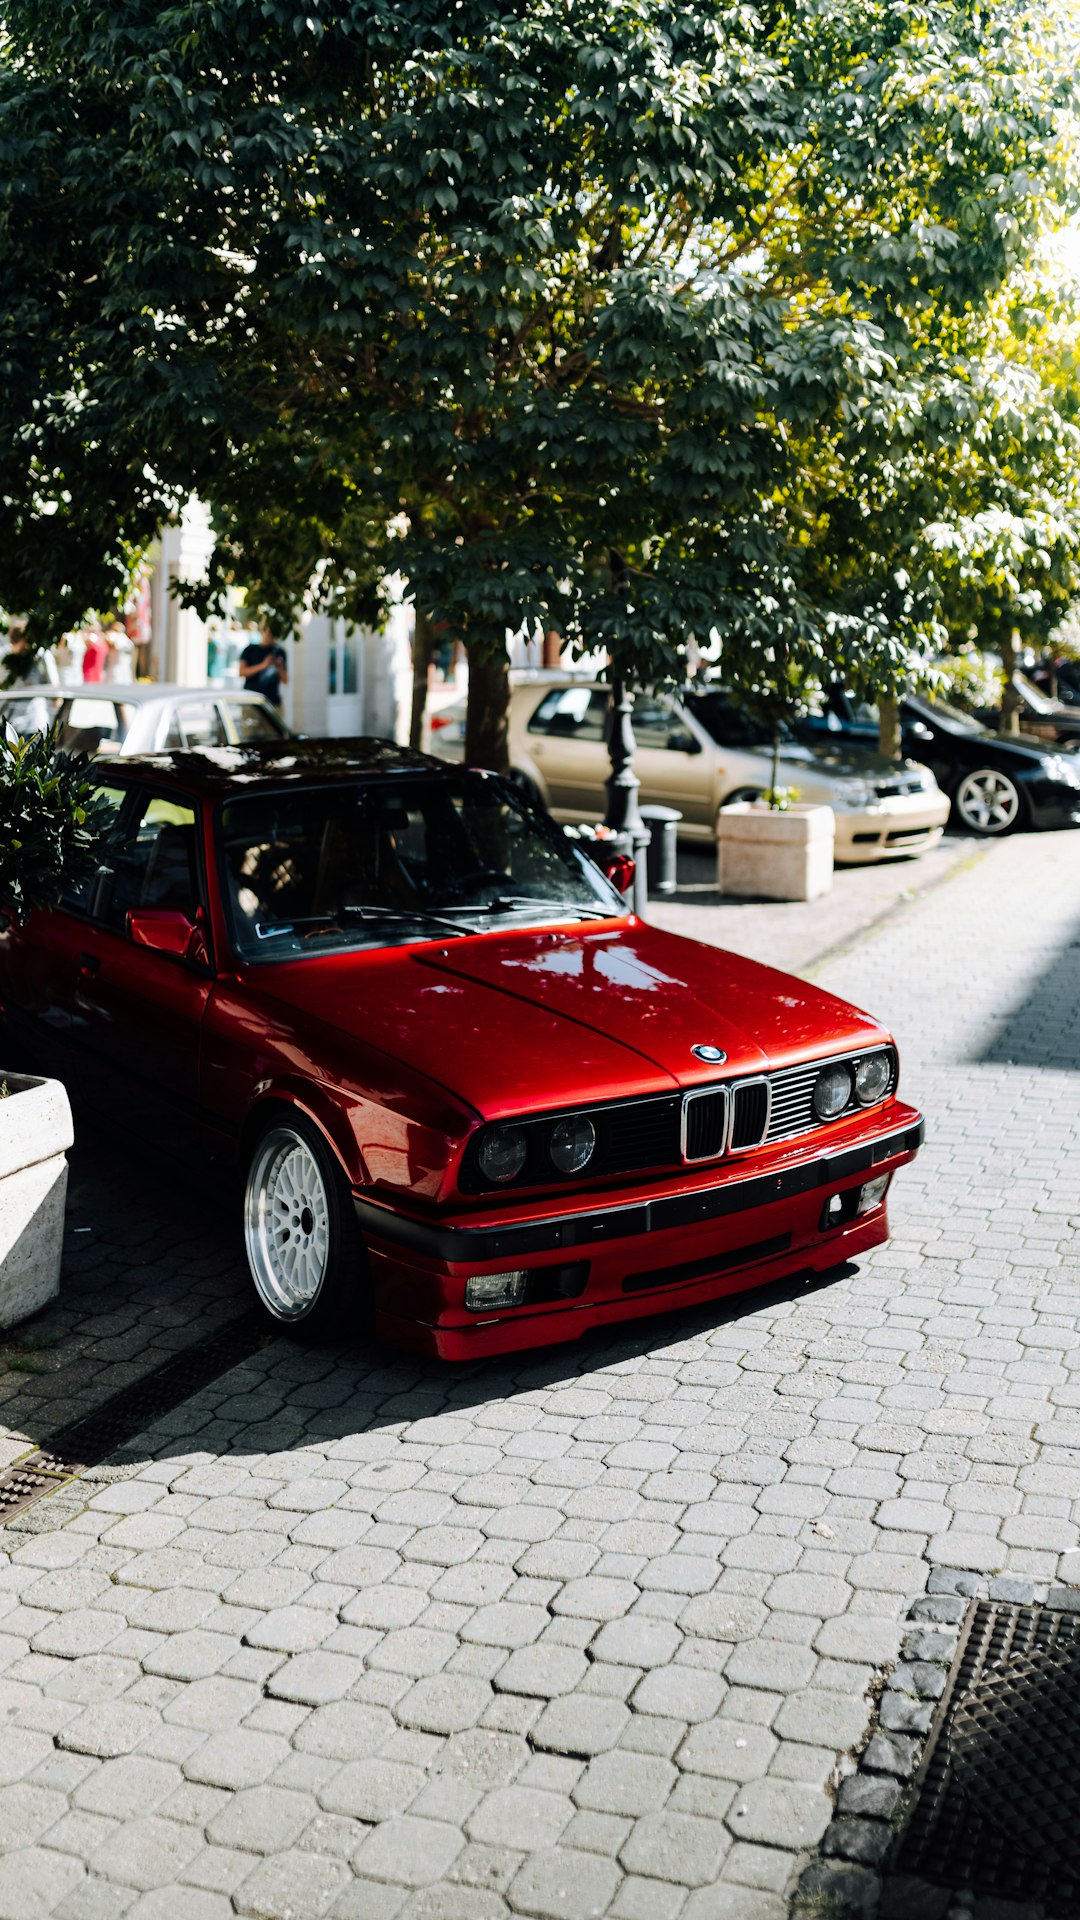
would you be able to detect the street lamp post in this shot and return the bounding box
[604,677,650,917]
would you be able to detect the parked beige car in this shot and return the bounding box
[503,681,950,863]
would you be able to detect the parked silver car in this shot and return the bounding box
[0,684,289,756]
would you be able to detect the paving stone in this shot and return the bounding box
[233,1847,352,1917]
[0,1846,87,1918]
[182,1729,292,1790]
[206,1784,314,1853]
[573,1751,677,1818]
[353,1815,465,1887]
[88,1814,203,1890]
[632,1666,727,1722]
[683,1887,788,1919]
[507,1845,622,1919]
[394,1674,491,1734]
[727,1776,832,1848]
[590,1618,682,1669]
[531,1695,630,1758]
[678,1720,777,1782]
[318,1758,427,1822]
[620,1808,730,1886]
[493,1646,589,1699]
[266,1653,361,1705]
[466,1785,574,1850]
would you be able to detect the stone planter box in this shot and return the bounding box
[0,1073,73,1329]
[716,802,835,902]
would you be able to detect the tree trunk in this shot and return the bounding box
[409,607,433,751]
[877,694,900,760]
[1000,633,1021,735]
[464,635,510,772]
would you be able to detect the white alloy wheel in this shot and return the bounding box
[955,767,1022,835]
[244,1125,331,1321]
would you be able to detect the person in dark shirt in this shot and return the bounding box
[238,632,289,709]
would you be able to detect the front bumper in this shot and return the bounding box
[355,1106,924,1359]
[833,791,950,863]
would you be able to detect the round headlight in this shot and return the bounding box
[549,1115,596,1175]
[812,1064,853,1119]
[855,1054,891,1105]
[478,1125,528,1185]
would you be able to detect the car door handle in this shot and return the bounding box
[78,951,100,979]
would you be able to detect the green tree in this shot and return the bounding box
[0,1,1074,767]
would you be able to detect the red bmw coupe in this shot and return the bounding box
[1,742,923,1358]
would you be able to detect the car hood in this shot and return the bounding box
[777,740,924,783]
[248,921,886,1120]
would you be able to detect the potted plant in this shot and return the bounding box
[0,725,116,1326]
[715,685,835,902]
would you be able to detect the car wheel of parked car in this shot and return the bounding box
[243,1113,369,1337]
[953,767,1025,836]
[719,787,765,809]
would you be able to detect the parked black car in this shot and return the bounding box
[975,673,1080,748]
[796,692,1080,836]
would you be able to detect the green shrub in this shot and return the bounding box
[0,724,117,919]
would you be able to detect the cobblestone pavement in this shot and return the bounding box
[0,828,1077,1919]
[651,828,980,974]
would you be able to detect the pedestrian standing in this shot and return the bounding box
[237,628,289,710]
[82,627,108,683]
[103,619,135,684]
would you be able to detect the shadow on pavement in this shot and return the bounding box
[0,1086,862,1467]
[976,909,1080,1072]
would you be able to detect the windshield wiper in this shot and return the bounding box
[337,903,483,935]
[487,896,614,919]
[254,906,481,941]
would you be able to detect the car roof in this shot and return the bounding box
[96,738,451,795]
[0,683,272,706]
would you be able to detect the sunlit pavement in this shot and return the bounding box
[0,827,1077,1919]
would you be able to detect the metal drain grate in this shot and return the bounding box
[0,1310,271,1525]
[897,1599,1080,1909]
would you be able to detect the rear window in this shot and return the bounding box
[228,700,286,742]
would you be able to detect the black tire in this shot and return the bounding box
[952,766,1026,836]
[242,1109,371,1339]
[719,786,765,809]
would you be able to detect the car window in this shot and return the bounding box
[0,693,66,739]
[219,771,616,962]
[58,782,128,914]
[686,692,787,749]
[527,687,608,742]
[629,699,680,750]
[61,697,131,756]
[100,793,200,931]
[163,702,229,750]
[226,700,286,742]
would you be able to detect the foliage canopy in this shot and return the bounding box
[0,0,1076,762]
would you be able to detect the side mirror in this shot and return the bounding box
[667,730,701,755]
[598,852,636,896]
[128,907,208,966]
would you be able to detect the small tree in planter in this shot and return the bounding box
[715,657,836,902]
[0,726,116,1326]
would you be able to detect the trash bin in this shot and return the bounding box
[639,805,681,896]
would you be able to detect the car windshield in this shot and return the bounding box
[219,771,620,961]
[908,695,979,734]
[684,691,794,750]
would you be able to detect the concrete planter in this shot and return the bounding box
[716,801,835,902]
[0,1073,73,1329]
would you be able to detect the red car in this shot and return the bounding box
[1,742,923,1359]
